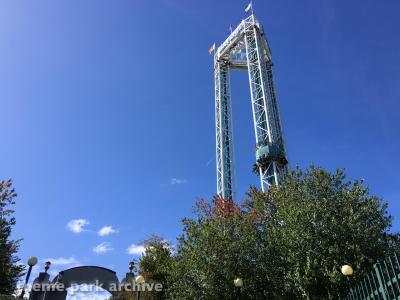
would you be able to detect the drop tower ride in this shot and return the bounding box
[214,14,288,199]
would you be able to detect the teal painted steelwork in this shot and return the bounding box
[344,253,400,300]
[256,144,278,161]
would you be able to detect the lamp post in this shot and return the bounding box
[129,261,135,274]
[136,275,145,300]
[234,277,243,299]
[341,265,354,297]
[44,261,51,273]
[20,257,38,299]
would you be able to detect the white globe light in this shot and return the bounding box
[27,257,38,267]
[136,275,145,284]
[234,278,243,288]
[341,265,353,276]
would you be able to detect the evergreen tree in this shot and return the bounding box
[0,179,24,295]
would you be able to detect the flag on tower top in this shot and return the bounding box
[208,43,216,55]
[245,2,252,13]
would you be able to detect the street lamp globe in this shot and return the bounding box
[234,278,243,288]
[136,275,145,284]
[341,265,353,276]
[27,257,38,267]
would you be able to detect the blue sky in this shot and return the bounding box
[1,0,400,297]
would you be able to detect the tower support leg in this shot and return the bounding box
[244,15,288,191]
[215,61,235,199]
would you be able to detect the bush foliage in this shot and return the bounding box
[136,166,399,299]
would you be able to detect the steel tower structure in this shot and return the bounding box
[214,14,288,199]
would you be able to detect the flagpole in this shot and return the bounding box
[251,1,254,15]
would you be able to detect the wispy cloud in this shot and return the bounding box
[169,178,187,185]
[43,256,79,266]
[66,285,111,300]
[19,256,81,292]
[127,244,145,256]
[93,242,113,254]
[97,226,117,237]
[66,219,89,233]
[17,256,85,298]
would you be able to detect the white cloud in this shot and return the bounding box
[169,178,187,185]
[16,256,83,297]
[163,241,175,253]
[67,219,89,233]
[97,226,117,237]
[33,257,81,280]
[43,256,79,266]
[127,244,145,256]
[93,242,113,254]
[67,287,111,300]
[49,269,61,278]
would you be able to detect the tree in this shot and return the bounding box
[168,195,275,299]
[260,166,399,299]
[110,236,174,300]
[168,166,399,299]
[0,179,24,295]
[138,236,174,300]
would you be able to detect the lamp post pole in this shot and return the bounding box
[341,265,354,297]
[136,275,145,300]
[234,278,243,299]
[20,257,38,299]
[128,260,145,300]
[44,261,51,273]
[129,261,135,274]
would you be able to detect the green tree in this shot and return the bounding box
[261,166,399,299]
[168,195,275,299]
[168,166,399,299]
[110,236,174,300]
[138,236,174,300]
[0,179,24,295]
